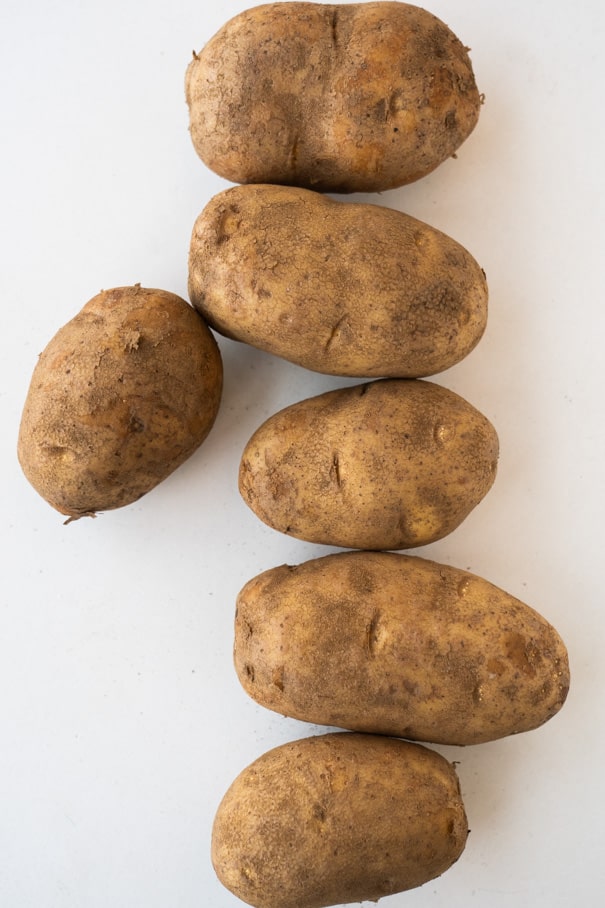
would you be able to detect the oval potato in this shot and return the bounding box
[189,184,488,378]
[18,285,223,519]
[239,379,499,549]
[186,2,481,192]
[235,551,570,746]
[212,732,468,908]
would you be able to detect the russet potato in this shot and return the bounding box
[239,378,499,549]
[189,184,488,378]
[212,732,468,908]
[235,551,570,745]
[18,285,222,520]
[186,1,481,192]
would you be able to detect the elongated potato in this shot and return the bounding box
[186,2,481,192]
[239,379,498,549]
[235,552,570,746]
[212,733,468,908]
[189,184,488,378]
[18,285,222,519]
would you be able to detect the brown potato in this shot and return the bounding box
[212,732,468,908]
[18,285,223,520]
[239,379,499,549]
[186,2,481,193]
[235,551,570,746]
[188,184,488,378]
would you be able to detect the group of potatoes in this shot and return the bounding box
[17,3,570,908]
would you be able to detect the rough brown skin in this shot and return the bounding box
[189,184,488,378]
[212,732,468,908]
[235,552,570,746]
[18,285,223,520]
[239,379,499,549]
[186,2,481,193]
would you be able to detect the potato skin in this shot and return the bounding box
[186,2,481,193]
[212,732,468,908]
[235,552,570,746]
[18,285,223,519]
[239,379,499,549]
[189,184,488,378]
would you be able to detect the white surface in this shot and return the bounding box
[1,1,603,905]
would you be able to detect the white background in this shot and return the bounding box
[1,1,603,905]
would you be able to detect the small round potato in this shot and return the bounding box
[186,2,481,192]
[239,379,499,549]
[212,732,468,908]
[235,551,570,745]
[18,285,223,520]
[189,184,488,378]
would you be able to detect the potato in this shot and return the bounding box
[188,184,488,378]
[18,285,223,520]
[235,551,570,746]
[239,378,498,549]
[212,732,468,908]
[186,2,481,193]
